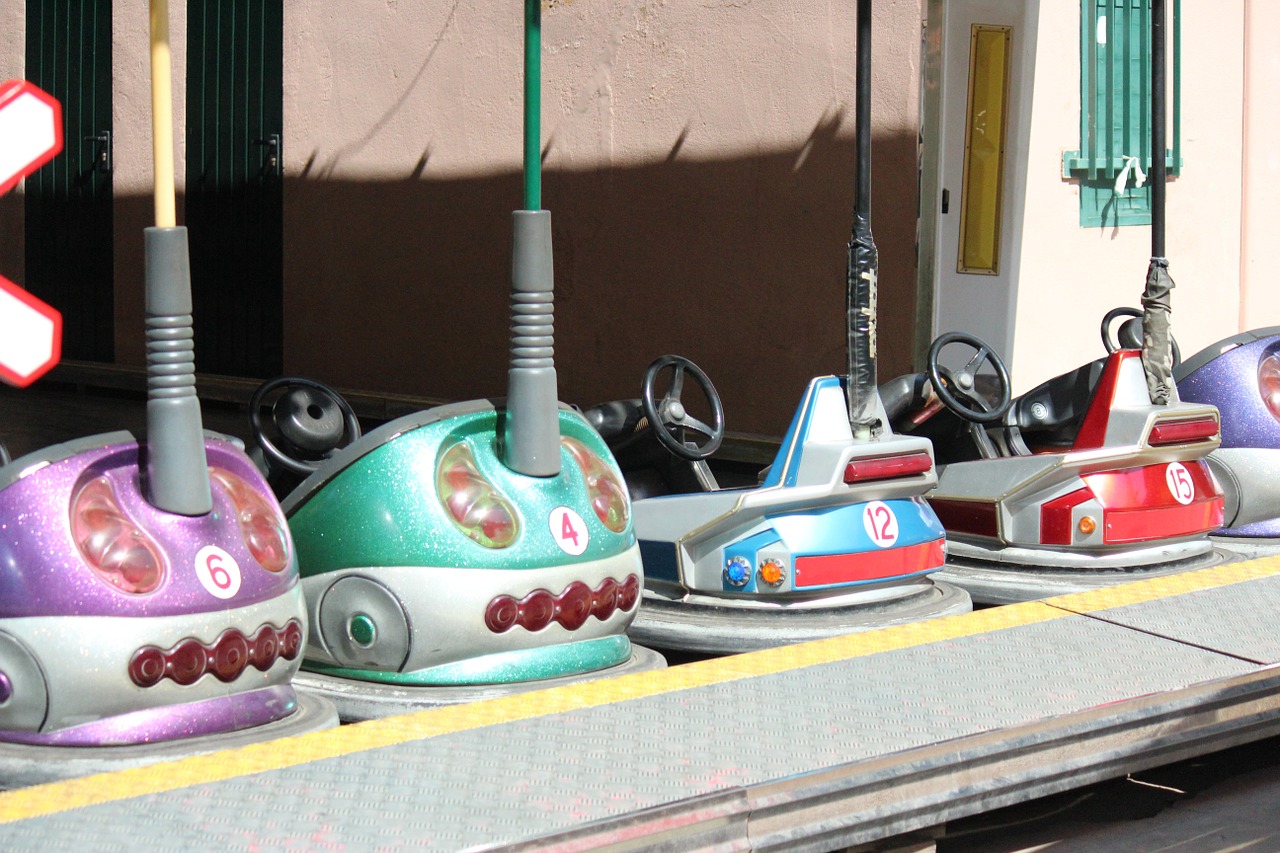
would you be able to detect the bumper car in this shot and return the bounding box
[582,356,969,655]
[250,384,658,720]
[883,331,1227,604]
[895,2,1230,604]
[248,2,660,721]
[1110,310,1280,556]
[0,49,332,787]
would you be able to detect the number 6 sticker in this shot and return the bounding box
[195,545,242,599]
[862,501,899,548]
[1165,462,1195,506]
[549,506,590,556]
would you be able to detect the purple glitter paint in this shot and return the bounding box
[0,437,296,619]
[0,685,298,746]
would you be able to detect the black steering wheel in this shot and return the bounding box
[1101,306,1182,366]
[249,376,362,476]
[641,355,725,461]
[926,332,1012,424]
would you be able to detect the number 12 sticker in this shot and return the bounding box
[550,507,590,556]
[862,501,899,548]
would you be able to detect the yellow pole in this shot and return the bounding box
[149,0,176,228]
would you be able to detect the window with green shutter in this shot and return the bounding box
[1062,0,1181,227]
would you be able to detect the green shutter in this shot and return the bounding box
[1063,0,1181,227]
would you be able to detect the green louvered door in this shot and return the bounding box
[24,0,114,362]
[185,0,283,377]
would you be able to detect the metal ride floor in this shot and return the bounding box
[1,560,1280,849]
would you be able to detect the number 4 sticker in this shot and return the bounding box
[862,501,899,548]
[549,507,590,556]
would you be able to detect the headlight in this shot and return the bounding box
[1259,353,1280,422]
[437,442,519,548]
[210,467,290,572]
[70,476,165,594]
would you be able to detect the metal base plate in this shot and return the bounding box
[937,547,1240,605]
[0,690,338,790]
[626,580,972,654]
[1210,535,1280,560]
[293,646,668,722]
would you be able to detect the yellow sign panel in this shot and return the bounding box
[958,25,1012,275]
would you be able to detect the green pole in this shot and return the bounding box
[523,0,541,210]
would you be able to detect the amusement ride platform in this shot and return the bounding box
[0,553,1276,850]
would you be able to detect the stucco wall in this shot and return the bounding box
[111,0,190,365]
[281,0,926,436]
[1241,0,1280,326]
[0,2,26,283]
[1009,1,1245,392]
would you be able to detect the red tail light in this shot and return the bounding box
[844,451,933,484]
[1148,416,1219,446]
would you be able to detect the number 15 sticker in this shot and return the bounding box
[1165,462,1196,505]
[862,501,899,548]
[550,507,590,556]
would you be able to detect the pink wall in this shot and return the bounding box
[1008,1,1247,391]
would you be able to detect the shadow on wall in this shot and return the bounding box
[110,127,920,438]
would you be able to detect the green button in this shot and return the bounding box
[349,614,377,648]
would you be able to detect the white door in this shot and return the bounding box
[925,0,1035,368]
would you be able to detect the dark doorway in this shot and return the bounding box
[23,0,115,362]
[185,0,284,377]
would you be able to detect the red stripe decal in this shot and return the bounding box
[1104,500,1224,543]
[1039,487,1095,545]
[1079,461,1225,543]
[1074,351,1141,450]
[794,539,945,588]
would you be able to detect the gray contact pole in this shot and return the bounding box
[144,226,212,514]
[502,210,561,476]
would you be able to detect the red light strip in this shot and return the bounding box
[844,451,933,484]
[794,539,945,587]
[129,620,303,687]
[485,575,641,634]
[1147,417,1219,446]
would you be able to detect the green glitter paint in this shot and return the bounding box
[304,635,633,686]
[288,408,634,578]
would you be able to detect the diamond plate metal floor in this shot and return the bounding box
[2,558,1280,851]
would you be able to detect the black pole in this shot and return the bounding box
[1151,0,1166,258]
[846,0,879,431]
[1140,0,1175,405]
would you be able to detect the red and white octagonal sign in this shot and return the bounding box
[0,275,61,387]
[0,80,63,196]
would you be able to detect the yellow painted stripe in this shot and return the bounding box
[1,555,1278,824]
[1042,553,1280,614]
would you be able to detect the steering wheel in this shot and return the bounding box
[250,377,362,476]
[1101,306,1182,366]
[926,332,1012,424]
[641,355,725,461]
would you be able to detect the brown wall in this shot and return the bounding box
[280,0,926,436]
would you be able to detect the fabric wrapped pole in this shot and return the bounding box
[845,0,878,431]
[1141,257,1176,404]
[847,212,879,428]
